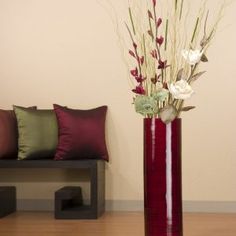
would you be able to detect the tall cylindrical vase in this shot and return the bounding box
[144,118,183,236]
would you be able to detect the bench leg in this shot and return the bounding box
[0,186,16,218]
[90,160,105,218]
[54,161,105,220]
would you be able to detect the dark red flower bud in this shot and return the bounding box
[139,56,144,65]
[148,30,154,38]
[130,68,138,77]
[158,59,167,69]
[132,85,146,95]
[151,50,157,59]
[152,0,156,7]
[156,18,162,27]
[151,74,158,84]
[129,50,136,58]
[151,78,157,84]
[156,36,164,45]
[148,10,153,19]
[163,82,168,89]
[133,42,137,49]
[135,75,146,83]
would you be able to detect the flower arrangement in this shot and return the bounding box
[125,0,226,123]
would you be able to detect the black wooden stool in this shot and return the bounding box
[0,186,16,218]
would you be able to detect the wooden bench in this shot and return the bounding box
[0,160,105,219]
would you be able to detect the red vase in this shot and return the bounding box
[144,118,183,236]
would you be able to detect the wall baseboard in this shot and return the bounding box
[17,199,236,213]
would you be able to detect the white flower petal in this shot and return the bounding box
[182,49,203,65]
[169,79,194,100]
[181,50,189,60]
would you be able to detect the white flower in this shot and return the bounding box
[182,49,203,65]
[169,79,194,100]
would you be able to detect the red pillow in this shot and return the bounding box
[0,110,18,159]
[53,104,109,161]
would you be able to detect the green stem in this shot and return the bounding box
[152,1,164,86]
[125,23,142,75]
[143,34,147,68]
[129,7,136,35]
[179,0,184,20]
[125,23,135,45]
[204,10,209,37]
[176,100,184,117]
[153,4,161,60]
[164,19,169,51]
[191,17,199,43]
[187,64,198,83]
[175,0,178,11]
[161,70,164,83]
[177,64,199,117]
[148,14,154,42]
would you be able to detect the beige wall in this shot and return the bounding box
[0,0,235,204]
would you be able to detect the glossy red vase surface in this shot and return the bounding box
[144,118,183,236]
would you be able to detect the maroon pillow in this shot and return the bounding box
[0,106,36,159]
[0,110,18,159]
[53,104,109,161]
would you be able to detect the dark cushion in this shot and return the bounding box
[0,107,36,159]
[0,110,18,159]
[13,106,58,160]
[53,104,109,161]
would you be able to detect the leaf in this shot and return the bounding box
[201,54,208,62]
[159,105,177,124]
[176,68,184,81]
[189,71,206,83]
[181,106,196,112]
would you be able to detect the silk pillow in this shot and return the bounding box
[53,104,109,161]
[0,110,18,159]
[0,106,36,159]
[13,106,58,160]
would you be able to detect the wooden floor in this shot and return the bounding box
[0,212,236,236]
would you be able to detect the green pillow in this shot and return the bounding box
[13,106,58,160]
